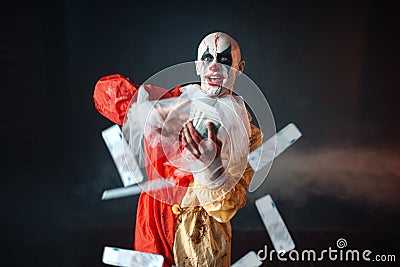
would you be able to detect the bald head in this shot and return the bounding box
[197,32,242,68]
[195,32,245,96]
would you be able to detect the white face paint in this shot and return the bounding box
[195,32,243,96]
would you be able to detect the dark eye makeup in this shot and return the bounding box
[200,45,233,66]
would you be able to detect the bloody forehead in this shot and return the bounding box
[201,34,230,53]
[214,34,220,51]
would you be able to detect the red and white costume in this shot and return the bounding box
[93,32,263,267]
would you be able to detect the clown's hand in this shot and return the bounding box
[181,121,224,181]
[148,100,190,136]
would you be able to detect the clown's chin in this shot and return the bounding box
[203,85,222,96]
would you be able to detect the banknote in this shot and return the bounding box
[101,185,142,200]
[255,194,295,253]
[102,124,144,186]
[102,246,164,267]
[101,179,174,200]
[248,123,302,172]
[231,251,263,267]
[190,99,221,139]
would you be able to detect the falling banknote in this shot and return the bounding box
[102,246,164,267]
[101,179,174,200]
[231,251,263,267]
[255,194,295,253]
[248,123,302,192]
[248,123,302,171]
[102,124,144,186]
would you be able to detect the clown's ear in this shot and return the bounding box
[237,60,246,76]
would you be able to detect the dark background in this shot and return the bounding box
[2,0,400,266]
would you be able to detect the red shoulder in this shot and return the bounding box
[93,74,183,125]
[93,74,138,125]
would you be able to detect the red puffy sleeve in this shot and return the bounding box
[93,74,182,125]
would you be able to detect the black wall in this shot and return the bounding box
[2,0,399,266]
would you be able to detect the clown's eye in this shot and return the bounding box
[217,52,232,66]
[203,55,213,62]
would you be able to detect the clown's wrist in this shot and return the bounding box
[193,158,227,189]
[205,158,224,181]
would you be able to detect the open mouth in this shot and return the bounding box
[205,74,224,86]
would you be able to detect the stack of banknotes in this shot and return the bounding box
[190,99,222,139]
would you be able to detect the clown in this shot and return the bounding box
[93,32,263,267]
[195,32,245,97]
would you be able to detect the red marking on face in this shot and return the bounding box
[214,34,219,52]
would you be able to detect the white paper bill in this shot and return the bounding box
[231,251,263,267]
[255,194,295,253]
[190,99,221,139]
[102,246,164,267]
[102,124,144,186]
[248,123,302,172]
[101,179,174,200]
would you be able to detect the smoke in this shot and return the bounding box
[256,146,400,208]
